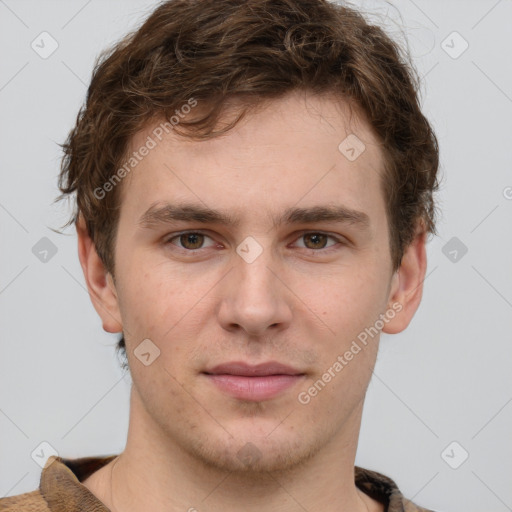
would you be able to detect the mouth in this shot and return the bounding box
[202,361,306,401]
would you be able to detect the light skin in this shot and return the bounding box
[79,90,427,512]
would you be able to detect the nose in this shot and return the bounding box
[216,247,293,337]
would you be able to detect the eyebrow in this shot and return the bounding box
[138,202,371,230]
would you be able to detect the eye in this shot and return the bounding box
[165,231,217,251]
[293,232,343,251]
[163,230,345,254]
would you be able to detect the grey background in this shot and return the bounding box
[1,1,511,511]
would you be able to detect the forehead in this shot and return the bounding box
[119,91,385,228]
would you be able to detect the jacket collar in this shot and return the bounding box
[40,454,419,512]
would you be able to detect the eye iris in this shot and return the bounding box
[176,233,330,250]
[180,233,204,249]
[304,233,327,249]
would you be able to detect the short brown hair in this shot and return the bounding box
[57,0,440,364]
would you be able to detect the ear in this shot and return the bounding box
[76,215,123,333]
[382,222,428,335]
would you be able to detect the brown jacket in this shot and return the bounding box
[0,455,435,511]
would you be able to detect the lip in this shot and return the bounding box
[202,361,305,401]
[205,361,303,376]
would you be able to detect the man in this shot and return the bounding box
[1,0,439,511]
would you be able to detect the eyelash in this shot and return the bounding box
[163,230,346,255]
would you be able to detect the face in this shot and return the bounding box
[79,90,426,474]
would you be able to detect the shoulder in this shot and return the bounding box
[0,489,51,511]
[0,453,117,512]
[354,465,437,512]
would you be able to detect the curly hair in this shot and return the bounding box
[56,0,441,366]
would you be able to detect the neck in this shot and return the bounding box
[92,386,379,512]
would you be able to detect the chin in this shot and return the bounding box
[182,426,320,475]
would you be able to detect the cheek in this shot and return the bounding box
[297,283,382,411]
[303,264,386,335]
[116,257,189,325]
[295,267,388,394]
[116,263,215,367]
